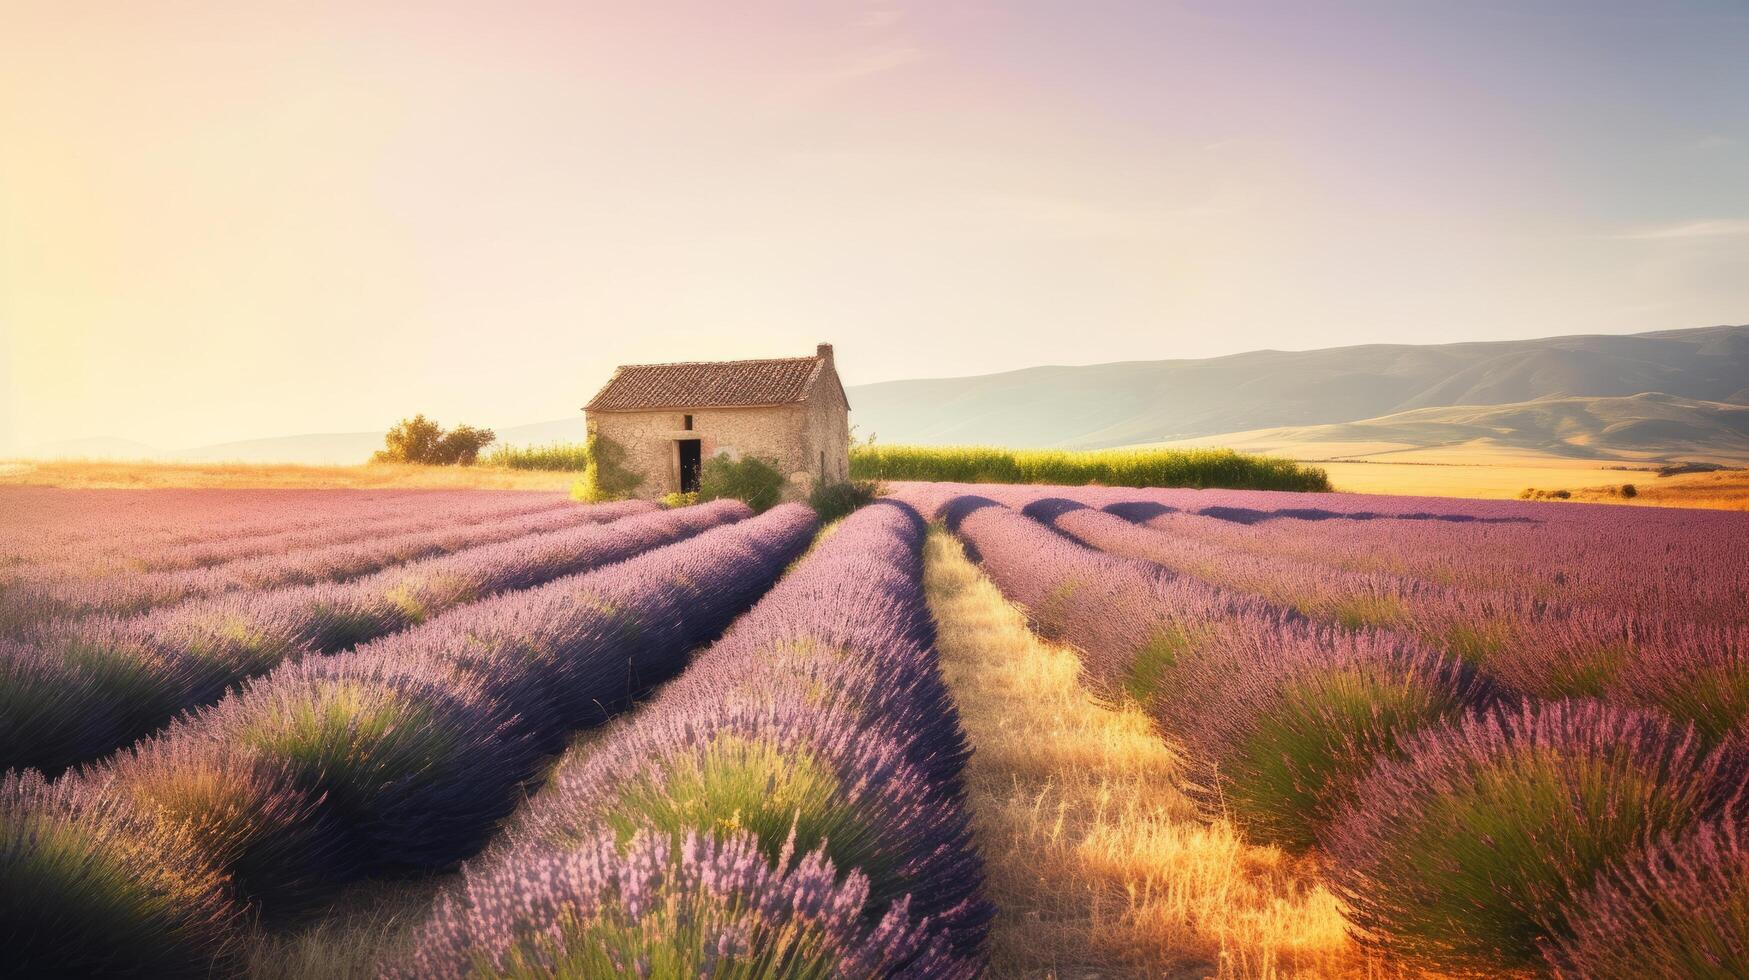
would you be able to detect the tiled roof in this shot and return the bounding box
[585,355,829,411]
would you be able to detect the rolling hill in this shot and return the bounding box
[1133,393,1749,465]
[844,324,1749,451]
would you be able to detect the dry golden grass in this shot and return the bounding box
[924,528,1408,980]
[1314,459,1636,500]
[0,458,574,491]
[1565,468,1749,511]
[1313,459,1748,511]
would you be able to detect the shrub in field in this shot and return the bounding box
[660,490,699,508]
[403,829,968,979]
[1163,629,1490,853]
[1546,815,1749,979]
[699,453,786,512]
[572,433,642,501]
[1323,700,1741,974]
[373,414,496,465]
[808,478,879,522]
[852,444,1332,492]
[481,441,591,471]
[0,771,239,977]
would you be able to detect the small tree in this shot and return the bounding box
[698,453,785,513]
[375,414,445,464]
[433,424,496,465]
[374,415,495,465]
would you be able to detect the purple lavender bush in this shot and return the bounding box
[1159,625,1490,853]
[0,770,241,977]
[1323,700,1741,974]
[519,688,981,938]
[1545,814,1749,979]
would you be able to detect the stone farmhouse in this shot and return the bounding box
[583,344,850,499]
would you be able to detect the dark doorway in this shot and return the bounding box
[678,439,702,493]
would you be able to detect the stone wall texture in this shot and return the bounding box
[585,362,849,500]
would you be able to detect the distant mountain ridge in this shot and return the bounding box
[844,324,1749,450]
[1143,392,1749,465]
[19,324,1748,465]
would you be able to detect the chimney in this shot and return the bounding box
[815,343,834,366]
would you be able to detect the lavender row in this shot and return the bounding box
[0,486,570,567]
[0,499,651,626]
[5,491,583,582]
[1,501,740,774]
[402,501,991,978]
[1021,497,1749,737]
[919,488,1749,975]
[1,506,817,976]
[1,486,445,555]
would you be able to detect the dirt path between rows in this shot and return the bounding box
[923,528,1378,979]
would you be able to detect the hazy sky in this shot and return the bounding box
[4,1,1747,451]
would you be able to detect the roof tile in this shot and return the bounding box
[585,355,825,411]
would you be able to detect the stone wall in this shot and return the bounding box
[800,367,850,486]
[587,405,811,499]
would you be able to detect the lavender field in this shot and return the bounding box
[3,483,1747,977]
[894,480,1749,977]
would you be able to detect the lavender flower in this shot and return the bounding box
[403,829,972,979]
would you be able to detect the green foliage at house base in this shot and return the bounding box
[698,454,785,513]
[570,434,642,502]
